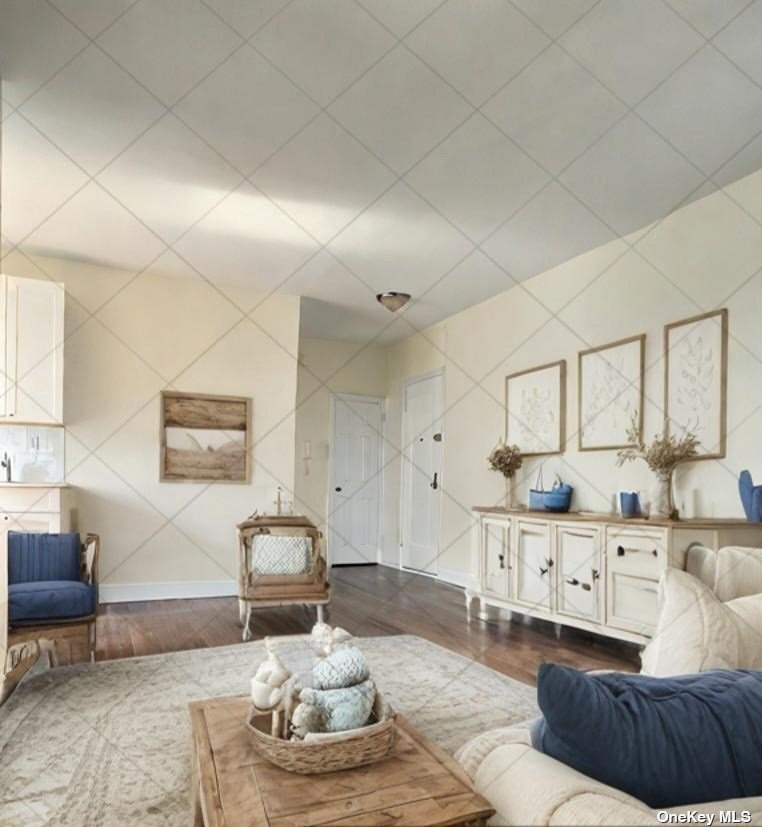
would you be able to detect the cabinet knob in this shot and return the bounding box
[617,545,625,556]
[539,565,548,577]
[566,577,579,586]
[592,568,599,580]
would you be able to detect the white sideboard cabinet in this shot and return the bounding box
[469,507,762,644]
[1,275,64,424]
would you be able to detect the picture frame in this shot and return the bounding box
[578,334,645,451]
[160,390,251,483]
[664,308,728,459]
[505,360,566,456]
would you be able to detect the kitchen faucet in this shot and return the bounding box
[1,452,11,483]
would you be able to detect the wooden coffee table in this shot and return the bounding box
[189,696,495,826]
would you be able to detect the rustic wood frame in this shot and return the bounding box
[664,308,728,460]
[160,390,252,483]
[578,334,645,452]
[505,359,566,457]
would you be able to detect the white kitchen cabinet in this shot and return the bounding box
[1,275,64,424]
[469,508,762,645]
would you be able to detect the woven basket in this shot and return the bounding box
[245,692,396,774]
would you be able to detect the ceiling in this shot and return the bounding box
[2,0,762,343]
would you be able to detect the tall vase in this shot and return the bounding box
[650,473,677,520]
[504,475,516,510]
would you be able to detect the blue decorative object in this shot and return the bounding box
[619,490,641,518]
[739,470,762,522]
[531,664,762,808]
[529,469,573,513]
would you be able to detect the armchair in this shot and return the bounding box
[6,532,99,671]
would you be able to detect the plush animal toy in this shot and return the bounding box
[313,647,369,690]
[311,622,353,657]
[250,650,291,711]
[290,678,375,739]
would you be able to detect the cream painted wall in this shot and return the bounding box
[382,169,762,580]
[293,337,387,538]
[0,250,301,599]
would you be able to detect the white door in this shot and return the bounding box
[0,277,7,418]
[329,395,383,565]
[4,276,64,423]
[401,371,444,574]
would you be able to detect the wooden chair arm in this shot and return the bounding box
[81,533,100,587]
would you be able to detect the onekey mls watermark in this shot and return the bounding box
[656,812,752,825]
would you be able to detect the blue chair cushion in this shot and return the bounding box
[8,532,81,584]
[8,580,96,625]
[531,664,762,808]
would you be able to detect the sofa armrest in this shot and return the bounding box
[472,742,656,826]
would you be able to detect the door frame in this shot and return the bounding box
[399,368,445,577]
[327,393,385,567]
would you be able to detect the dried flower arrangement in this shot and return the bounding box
[617,419,699,518]
[488,439,523,509]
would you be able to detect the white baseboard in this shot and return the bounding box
[437,567,474,590]
[99,579,237,604]
[378,559,400,570]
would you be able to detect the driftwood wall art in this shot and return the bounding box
[160,391,251,483]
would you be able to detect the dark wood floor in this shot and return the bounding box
[96,566,638,684]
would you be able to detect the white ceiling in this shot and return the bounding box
[2,0,762,343]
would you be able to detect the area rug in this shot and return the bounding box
[0,634,537,826]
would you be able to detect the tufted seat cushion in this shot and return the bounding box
[8,580,96,625]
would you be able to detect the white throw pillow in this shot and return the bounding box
[640,568,762,677]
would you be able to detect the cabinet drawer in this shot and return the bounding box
[607,572,659,635]
[606,528,667,580]
[0,487,62,513]
[1,511,60,533]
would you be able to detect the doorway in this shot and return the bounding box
[400,370,444,575]
[328,394,384,566]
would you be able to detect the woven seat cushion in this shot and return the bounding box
[8,580,96,625]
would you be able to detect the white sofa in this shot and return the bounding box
[457,545,762,826]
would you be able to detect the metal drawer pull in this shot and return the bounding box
[592,568,600,580]
[617,545,659,557]
[566,577,579,586]
[581,583,592,592]
[498,553,505,570]
[539,565,548,576]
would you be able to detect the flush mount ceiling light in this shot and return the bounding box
[376,292,411,312]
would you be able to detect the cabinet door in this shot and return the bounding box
[513,519,552,610]
[5,276,64,423]
[0,276,8,417]
[556,525,601,621]
[482,519,510,597]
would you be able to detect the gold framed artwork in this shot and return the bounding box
[664,308,728,459]
[578,334,645,451]
[160,391,251,483]
[505,360,566,456]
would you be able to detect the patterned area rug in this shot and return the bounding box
[0,635,538,826]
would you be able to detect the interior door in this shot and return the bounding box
[401,372,444,575]
[0,276,7,418]
[329,395,383,565]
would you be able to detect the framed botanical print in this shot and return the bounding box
[506,360,566,456]
[160,391,251,482]
[664,308,728,459]
[578,334,645,451]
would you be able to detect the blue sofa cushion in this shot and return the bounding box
[8,580,96,624]
[531,664,762,808]
[8,532,81,584]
